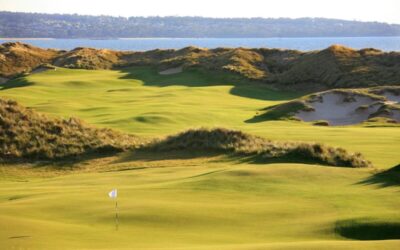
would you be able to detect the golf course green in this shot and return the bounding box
[1,67,399,249]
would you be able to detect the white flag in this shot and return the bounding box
[108,189,117,199]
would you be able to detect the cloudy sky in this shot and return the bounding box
[1,0,399,24]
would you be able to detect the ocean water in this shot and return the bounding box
[1,37,400,51]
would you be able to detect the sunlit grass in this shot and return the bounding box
[0,67,399,249]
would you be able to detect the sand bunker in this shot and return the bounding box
[382,91,400,103]
[31,65,56,74]
[0,77,8,84]
[296,91,400,125]
[159,66,183,75]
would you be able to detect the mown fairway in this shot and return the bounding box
[2,67,399,167]
[1,68,399,249]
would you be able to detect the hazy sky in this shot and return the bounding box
[1,0,399,24]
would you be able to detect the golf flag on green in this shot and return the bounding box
[109,189,117,199]
[109,189,118,230]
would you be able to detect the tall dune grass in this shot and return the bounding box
[145,128,372,168]
[0,98,141,161]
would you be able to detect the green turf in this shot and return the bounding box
[1,159,399,249]
[0,67,399,249]
[1,67,399,168]
[0,67,296,135]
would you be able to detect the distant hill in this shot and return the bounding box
[1,42,400,90]
[1,11,400,38]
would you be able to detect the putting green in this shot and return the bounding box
[0,67,399,249]
[1,159,399,249]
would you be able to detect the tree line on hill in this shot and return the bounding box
[1,11,400,38]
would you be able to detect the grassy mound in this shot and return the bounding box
[53,47,122,69]
[0,42,59,78]
[144,128,372,168]
[2,42,400,90]
[0,98,141,161]
[273,45,400,89]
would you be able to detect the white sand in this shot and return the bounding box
[392,110,400,120]
[296,93,382,125]
[378,91,400,121]
[382,91,400,103]
[159,66,183,75]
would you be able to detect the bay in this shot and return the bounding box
[1,37,400,51]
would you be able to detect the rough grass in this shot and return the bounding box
[313,120,330,126]
[0,66,399,249]
[369,103,400,119]
[0,96,370,168]
[53,47,122,70]
[0,98,141,161]
[2,42,400,90]
[144,128,372,168]
[0,42,59,78]
[369,85,400,96]
[2,67,399,168]
[272,45,400,89]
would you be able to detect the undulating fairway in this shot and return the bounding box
[1,67,399,249]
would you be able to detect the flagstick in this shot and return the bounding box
[115,199,119,231]
[108,189,118,231]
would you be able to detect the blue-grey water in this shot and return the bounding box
[1,37,400,51]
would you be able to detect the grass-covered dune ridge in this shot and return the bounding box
[1,42,400,90]
[0,97,371,167]
[145,128,372,168]
[0,97,141,161]
[0,42,60,78]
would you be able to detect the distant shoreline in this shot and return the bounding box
[1,37,399,52]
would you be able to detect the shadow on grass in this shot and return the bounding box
[335,218,400,240]
[0,77,33,90]
[113,149,346,168]
[118,66,301,101]
[358,164,400,188]
[245,105,281,123]
[245,101,307,123]
[2,150,122,170]
[8,235,31,239]
[113,149,222,164]
[228,153,344,167]
[2,66,301,102]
